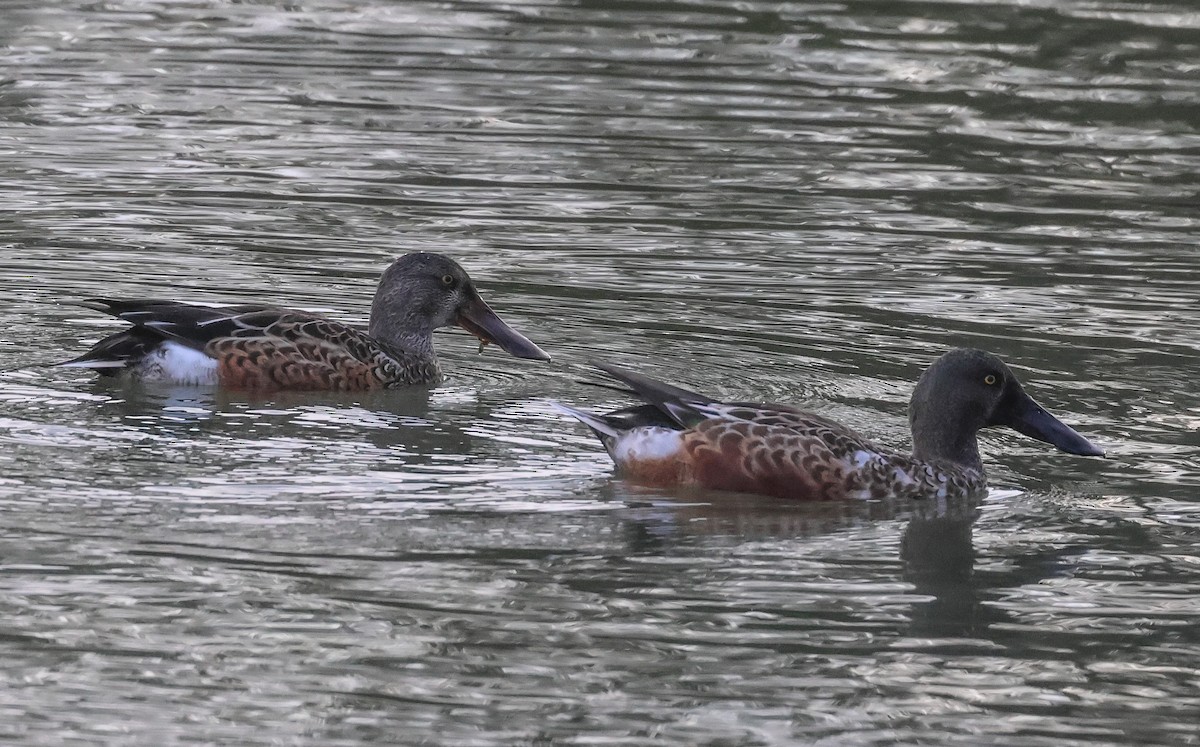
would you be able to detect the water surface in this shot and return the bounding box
[1,1,1198,745]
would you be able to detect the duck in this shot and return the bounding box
[58,252,550,391]
[554,349,1103,501]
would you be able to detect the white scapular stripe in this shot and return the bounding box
[58,359,126,368]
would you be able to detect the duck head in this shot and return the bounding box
[368,253,550,361]
[909,348,1103,470]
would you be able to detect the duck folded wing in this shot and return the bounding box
[80,299,302,349]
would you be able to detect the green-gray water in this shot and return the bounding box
[1,1,1197,744]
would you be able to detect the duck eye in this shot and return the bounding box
[983,374,997,386]
[441,274,455,287]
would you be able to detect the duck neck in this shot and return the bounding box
[910,418,985,474]
[368,297,437,360]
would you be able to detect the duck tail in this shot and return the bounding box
[551,402,622,441]
[55,327,161,373]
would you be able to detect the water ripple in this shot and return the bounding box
[1,0,1197,744]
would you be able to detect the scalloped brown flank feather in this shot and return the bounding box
[611,403,984,502]
[207,312,440,391]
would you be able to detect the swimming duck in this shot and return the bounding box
[554,349,1103,500]
[59,252,550,390]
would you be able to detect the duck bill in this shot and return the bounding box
[1002,393,1104,457]
[456,293,551,361]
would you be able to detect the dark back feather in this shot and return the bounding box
[591,361,717,428]
[81,299,288,351]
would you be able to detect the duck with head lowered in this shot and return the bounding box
[554,349,1103,501]
[59,252,550,391]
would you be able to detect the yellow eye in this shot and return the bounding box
[441,274,455,286]
[984,374,997,386]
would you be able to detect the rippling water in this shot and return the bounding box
[1,1,1198,744]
